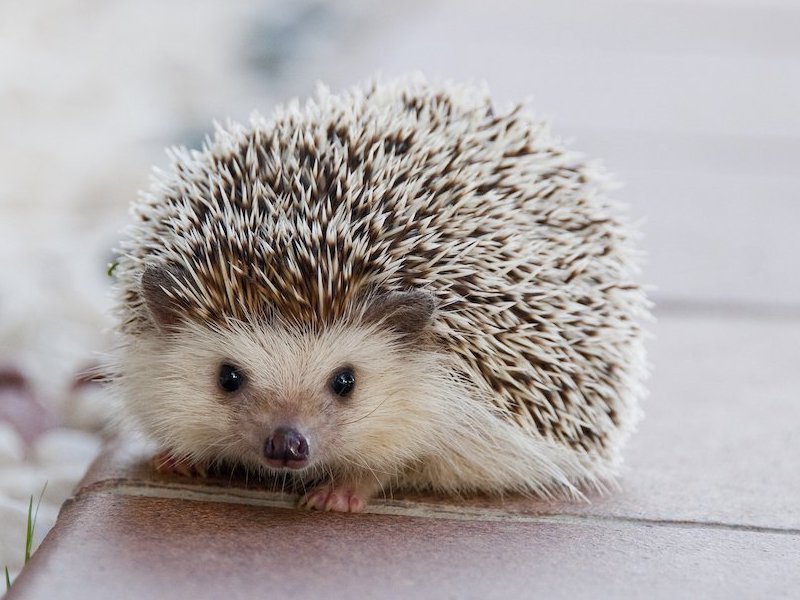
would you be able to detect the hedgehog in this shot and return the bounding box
[111,76,649,512]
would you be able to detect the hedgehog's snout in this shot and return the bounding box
[264,427,310,469]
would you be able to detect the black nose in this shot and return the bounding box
[264,427,310,467]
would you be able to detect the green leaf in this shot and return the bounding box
[24,496,33,564]
[24,482,47,565]
[107,261,119,278]
[5,566,10,591]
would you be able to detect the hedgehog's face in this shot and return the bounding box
[170,320,440,475]
[128,267,440,479]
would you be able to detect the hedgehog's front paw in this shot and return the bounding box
[151,450,209,478]
[299,481,374,513]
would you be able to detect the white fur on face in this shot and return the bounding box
[115,319,449,478]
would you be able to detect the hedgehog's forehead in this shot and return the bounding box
[182,317,398,387]
[169,264,382,329]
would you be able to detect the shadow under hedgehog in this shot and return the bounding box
[110,76,649,512]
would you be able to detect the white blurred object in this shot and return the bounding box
[0,466,49,505]
[32,428,102,468]
[61,384,115,432]
[0,424,25,465]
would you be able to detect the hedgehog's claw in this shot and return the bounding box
[151,450,209,478]
[299,482,369,513]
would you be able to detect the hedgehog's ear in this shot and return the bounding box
[141,264,186,331]
[363,289,437,340]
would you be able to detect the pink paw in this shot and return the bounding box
[299,484,368,513]
[151,450,208,478]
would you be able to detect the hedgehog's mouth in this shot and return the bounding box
[264,457,309,470]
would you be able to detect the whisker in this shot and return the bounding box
[340,388,405,427]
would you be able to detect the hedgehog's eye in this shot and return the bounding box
[218,363,245,393]
[330,368,355,398]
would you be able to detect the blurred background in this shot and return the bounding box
[1,0,798,582]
